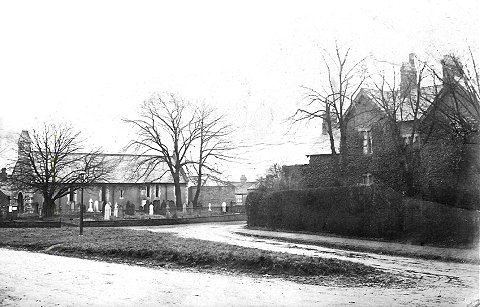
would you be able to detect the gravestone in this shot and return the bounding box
[88,199,94,212]
[114,202,119,218]
[222,202,226,213]
[125,201,135,215]
[104,203,111,220]
[208,203,212,212]
[153,200,161,214]
[94,200,99,212]
[149,203,154,216]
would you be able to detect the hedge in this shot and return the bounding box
[246,185,479,245]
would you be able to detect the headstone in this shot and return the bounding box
[125,201,135,215]
[221,201,226,213]
[153,200,161,214]
[88,199,94,212]
[208,203,212,212]
[94,200,99,212]
[182,202,186,213]
[149,203,154,216]
[118,204,124,219]
[70,201,75,211]
[114,202,119,218]
[104,202,111,220]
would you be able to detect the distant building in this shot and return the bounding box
[187,175,256,208]
[8,131,188,215]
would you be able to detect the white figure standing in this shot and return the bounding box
[208,203,212,212]
[221,201,226,213]
[149,203,154,215]
[88,199,94,212]
[94,200,99,212]
[104,202,111,220]
[114,202,119,218]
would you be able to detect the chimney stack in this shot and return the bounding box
[400,53,417,97]
[441,54,462,84]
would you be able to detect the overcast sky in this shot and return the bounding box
[0,0,478,181]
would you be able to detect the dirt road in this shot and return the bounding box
[129,221,480,305]
[0,248,446,307]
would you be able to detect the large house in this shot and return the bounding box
[8,130,188,216]
[288,54,479,209]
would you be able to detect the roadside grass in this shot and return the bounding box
[239,227,480,264]
[0,227,409,287]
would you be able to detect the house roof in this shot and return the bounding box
[98,154,187,184]
[353,86,441,122]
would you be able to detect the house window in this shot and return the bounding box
[235,194,243,204]
[362,130,373,154]
[362,173,373,186]
[146,185,150,198]
[402,133,420,146]
[155,184,159,198]
[120,189,124,199]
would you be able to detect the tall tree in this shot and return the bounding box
[124,93,200,208]
[368,55,431,194]
[294,43,368,181]
[10,124,112,217]
[189,104,234,207]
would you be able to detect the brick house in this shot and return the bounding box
[293,54,479,209]
[9,131,188,215]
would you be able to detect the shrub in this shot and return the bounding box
[247,185,404,239]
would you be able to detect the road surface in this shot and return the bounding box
[1,222,478,306]
[130,221,480,305]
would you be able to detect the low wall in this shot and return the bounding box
[82,213,246,227]
[0,221,61,228]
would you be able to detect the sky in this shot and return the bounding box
[0,0,478,181]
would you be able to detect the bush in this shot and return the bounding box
[247,185,480,246]
[247,185,404,239]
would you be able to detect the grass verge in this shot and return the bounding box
[0,227,408,287]
[238,227,479,264]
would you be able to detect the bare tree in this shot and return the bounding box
[368,56,433,195]
[10,123,112,217]
[294,43,368,180]
[425,52,480,140]
[189,104,234,207]
[124,93,200,208]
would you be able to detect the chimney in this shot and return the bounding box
[441,54,462,84]
[400,53,417,97]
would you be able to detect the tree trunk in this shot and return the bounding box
[43,197,55,218]
[193,170,202,207]
[173,172,183,209]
